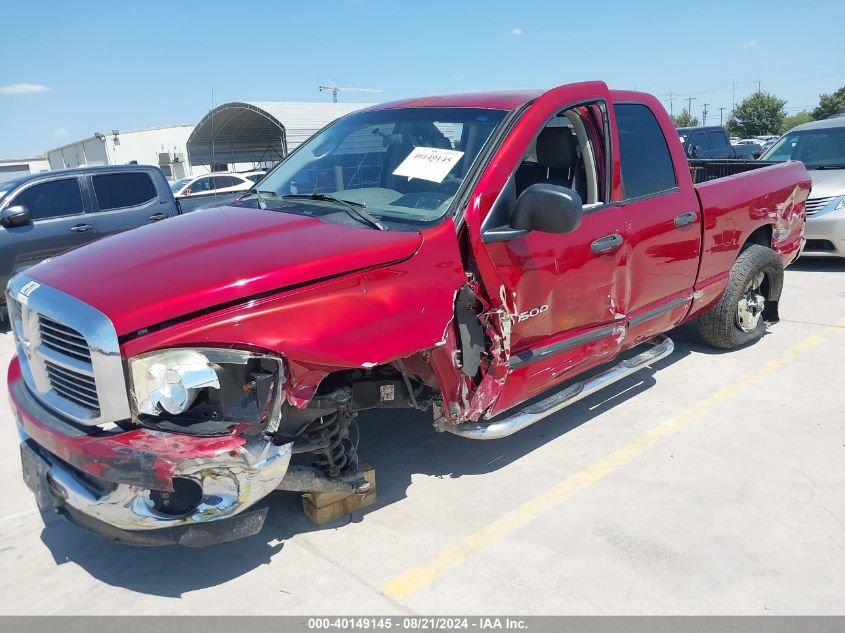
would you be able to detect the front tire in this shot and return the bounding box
[698,244,784,349]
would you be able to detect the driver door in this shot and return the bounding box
[465,83,630,416]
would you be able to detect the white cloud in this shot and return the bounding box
[0,83,51,94]
[451,75,461,81]
[741,39,757,51]
[511,27,523,36]
[53,128,69,137]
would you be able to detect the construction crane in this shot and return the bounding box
[319,81,383,103]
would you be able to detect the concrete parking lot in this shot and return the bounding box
[0,258,843,615]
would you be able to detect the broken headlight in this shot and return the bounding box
[128,348,284,434]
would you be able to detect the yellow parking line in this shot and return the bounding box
[383,320,845,600]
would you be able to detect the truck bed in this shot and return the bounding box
[688,159,781,184]
[693,160,811,286]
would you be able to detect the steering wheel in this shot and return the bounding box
[392,191,448,210]
[437,177,462,195]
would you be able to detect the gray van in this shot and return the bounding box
[1,165,180,313]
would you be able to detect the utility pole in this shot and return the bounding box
[732,82,736,109]
[702,103,710,126]
[719,107,726,125]
[666,90,677,116]
[756,80,762,94]
[687,96,697,116]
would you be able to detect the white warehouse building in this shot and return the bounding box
[45,124,196,180]
[186,101,373,172]
[32,101,375,182]
[0,156,50,181]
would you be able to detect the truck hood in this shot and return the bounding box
[26,206,423,336]
[807,169,845,199]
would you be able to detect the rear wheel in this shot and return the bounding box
[698,244,783,349]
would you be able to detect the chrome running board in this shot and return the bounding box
[445,336,674,440]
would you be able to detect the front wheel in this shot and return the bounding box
[698,244,784,349]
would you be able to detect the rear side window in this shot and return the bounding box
[9,178,83,220]
[614,103,676,199]
[708,130,728,149]
[92,172,157,211]
[212,176,237,189]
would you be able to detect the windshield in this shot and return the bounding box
[234,107,508,230]
[762,127,845,167]
[170,177,192,192]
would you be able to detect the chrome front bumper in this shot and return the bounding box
[11,375,294,546]
[19,428,292,534]
[9,350,294,545]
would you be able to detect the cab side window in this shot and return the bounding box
[190,177,212,193]
[688,131,708,152]
[9,178,84,220]
[92,172,157,210]
[614,103,676,199]
[514,104,606,206]
[708,130,729,150]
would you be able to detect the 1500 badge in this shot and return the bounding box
[517,304,548,322]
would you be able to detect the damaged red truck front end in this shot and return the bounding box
[6,83,809,545]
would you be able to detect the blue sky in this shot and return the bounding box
[2,0,843,157]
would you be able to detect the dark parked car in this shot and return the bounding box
[677,126,760,159]
[0,165,180,315]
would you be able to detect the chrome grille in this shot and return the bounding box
[805,196,834,217]
[39,316,92,363]
[6,274,131,427]
[44,360,100,412]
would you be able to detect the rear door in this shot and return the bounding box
[612,101,701,344]
[89,170,173,237]
[0,176,94,289]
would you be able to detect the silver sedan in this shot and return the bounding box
[761,117,845,257]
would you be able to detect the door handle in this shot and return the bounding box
[591,233,624,254]
[148,213,168,221]
[70,223,93,232]
[674,211,698,228]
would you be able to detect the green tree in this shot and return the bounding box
[726,92,786,137]
[812,86,845,120]
[670,109,699,127]
[781,111,813,132]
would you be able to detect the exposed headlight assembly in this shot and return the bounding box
[128,348,284,434]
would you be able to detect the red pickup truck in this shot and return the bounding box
[6,82,809,546]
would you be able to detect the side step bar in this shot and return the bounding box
[445,336,674,440]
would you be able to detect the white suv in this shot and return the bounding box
[170,173,253,198]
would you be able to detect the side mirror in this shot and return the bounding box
[0,205,32,228]
[510,184,583,234]
[183,188,192,196]
[688,144,701,158]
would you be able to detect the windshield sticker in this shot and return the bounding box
[392,147,465,183]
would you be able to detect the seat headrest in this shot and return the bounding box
[536,127,577,168]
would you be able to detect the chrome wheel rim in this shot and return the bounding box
[736,271,766,332]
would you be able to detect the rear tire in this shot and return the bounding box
[698,244,784,349]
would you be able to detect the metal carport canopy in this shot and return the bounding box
[186,101,374,167]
